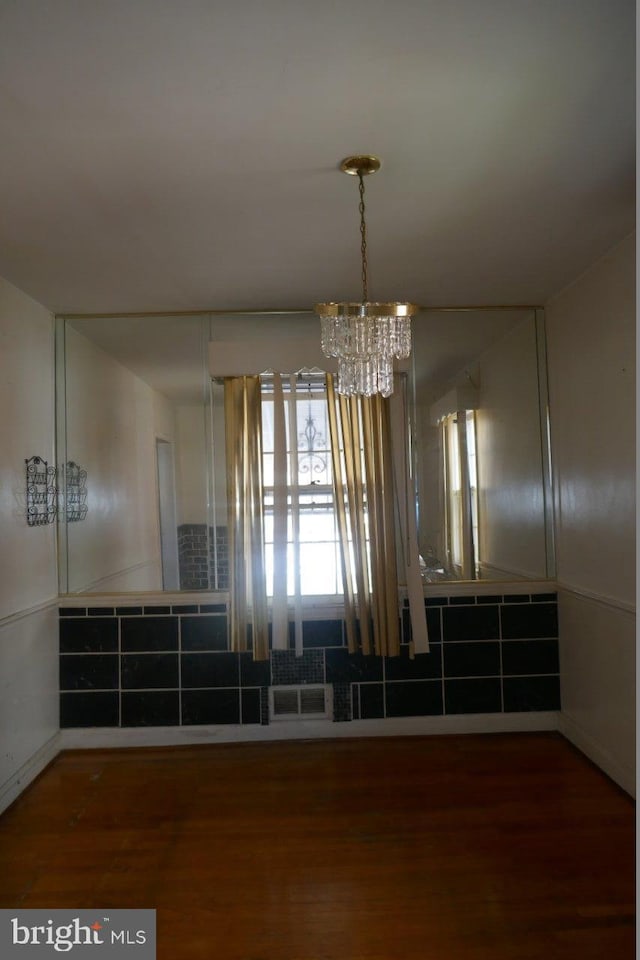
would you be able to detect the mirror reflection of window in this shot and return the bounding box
[442,410,479,580]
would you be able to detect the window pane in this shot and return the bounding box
[263,453,274,487]
[264,545,273,595]
[259,374,365,598]
[298,511,337,542]
[264,515,274,542]
[262,400,274,453]
[295,397,332,486]
[299,490,333,506]
[299,542,341,595]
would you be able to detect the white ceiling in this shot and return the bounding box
[0,0,634,315]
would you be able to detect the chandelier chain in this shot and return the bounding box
[358,172,368,303]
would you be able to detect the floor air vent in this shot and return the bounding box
[270,685,332,721]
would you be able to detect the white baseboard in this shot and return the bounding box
[0,733,62,816]
[558,711,635,797]
[60,712,559,751]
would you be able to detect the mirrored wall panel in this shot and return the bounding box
[57,315,213,594]
[412,308,553,581]
[56,309,554,594]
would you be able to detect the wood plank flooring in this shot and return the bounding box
[0,733,634,960]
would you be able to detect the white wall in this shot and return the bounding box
[546,232,635,795]
[0,281,58,614]
[64,326,174,592]
[0,277,59,813]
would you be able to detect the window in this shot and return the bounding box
[261,374,347,596]
[218,369,428,658]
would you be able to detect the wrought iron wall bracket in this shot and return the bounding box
[25,456,57,526]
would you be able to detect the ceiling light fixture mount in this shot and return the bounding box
[339,155,381,176]
[315,155,417,398]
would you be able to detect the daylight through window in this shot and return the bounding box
[261,374,353,596]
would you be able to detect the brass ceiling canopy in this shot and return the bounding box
[315,155,418,398]
[339,155,381,176]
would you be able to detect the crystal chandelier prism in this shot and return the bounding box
[315,155,418,398]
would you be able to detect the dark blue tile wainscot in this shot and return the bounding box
[60,654,119,691]
[121,654,179,690]
[356,683,385,720]
[121,616,179,652]
[385,680,443,717]
[302,619,344,648]
[240,652,271,688]
[443,642,500,679]
[241,689,262,724]
[333,682,352,722]
[444,678,502,714]
[182,689,241,725]
[121,691,180,727]
[181,652,240,688]
[58,592,560,728]
[503,676,561,712]
[60,617,118,653]
[501,639,560,676]
[271,650,324,685]
[442,605,500,642]
[384,645,442,682]
[402,607,442,644]
[325,648,383,684]
[60,692,119,727]
[501,603,558,640]
[181,615,229,651]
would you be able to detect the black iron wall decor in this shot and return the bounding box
[65,461,88,522]
[25,455,57,526]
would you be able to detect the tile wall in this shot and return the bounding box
[177,525,229,590]
[59,593,560,728]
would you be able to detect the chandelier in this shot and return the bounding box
[315,155,418,398]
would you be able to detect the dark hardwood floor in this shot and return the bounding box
[0,733,634,959]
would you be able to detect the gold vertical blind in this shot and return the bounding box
[224,376,269,660]
[326,374,401,657]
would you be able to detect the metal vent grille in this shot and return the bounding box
[270,685,331,721]
[300,687,326,715]
[272,689,299,716]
